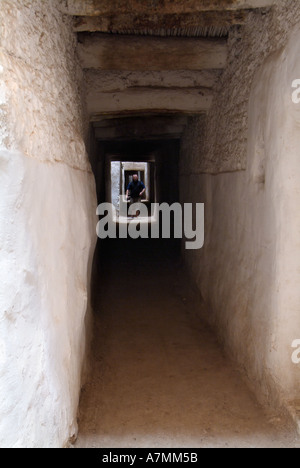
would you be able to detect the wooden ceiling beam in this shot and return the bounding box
[87,87,213,115]
[78,34,227,71]
[61,0,276,16]
[73,10,247,34]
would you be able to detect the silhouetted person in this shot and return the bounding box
[126,174,146,217]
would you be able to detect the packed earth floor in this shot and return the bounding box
[75,239,298,449]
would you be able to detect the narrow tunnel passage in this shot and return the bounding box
[75,238,296,448]
[1,0,300,449]
[75,78,300,447]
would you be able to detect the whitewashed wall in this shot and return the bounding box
[0,0,97,447]
[180,23,300,419]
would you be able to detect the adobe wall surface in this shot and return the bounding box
[181,0,300,173]
[180,11,300,416]
[0,0,97,447]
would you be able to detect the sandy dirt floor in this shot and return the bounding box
[75,239,299,448]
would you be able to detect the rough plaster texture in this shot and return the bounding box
[0,0,90,171]
[180,24,300,417]
[180,115,207,175]
[181,0,300,173]
[111,161,121,210]
[0,0,97,447]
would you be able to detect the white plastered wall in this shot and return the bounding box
[0,0,97,447]
[180,25,300,415]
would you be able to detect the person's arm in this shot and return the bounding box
[126,183,131,199]
[139,182,146,197]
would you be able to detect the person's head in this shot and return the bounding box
[132,174,139,182]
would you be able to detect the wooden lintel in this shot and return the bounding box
[78,34,227,71]
[73,10,247,34]
[87,88,213,115]
[61,0,276,17]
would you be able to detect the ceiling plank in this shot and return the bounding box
[89,109,204,121]
[85,69,221,93]
[92,115,189,128]
[62,0,276,16]
[95,130,184,141]
[87,87,213,115]
[89,110,196,122]
[73,10,246,35]
[78,34,227,71]
[94,119,186,140]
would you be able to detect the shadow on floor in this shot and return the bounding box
[76,238,297,448]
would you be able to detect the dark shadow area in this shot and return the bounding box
[88,132,181,309]
[83,120,297,449]
[76,235,296,448]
